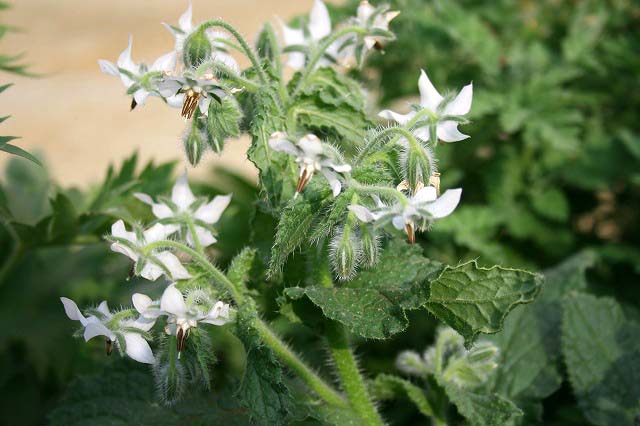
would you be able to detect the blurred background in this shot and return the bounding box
[1,0,639,425]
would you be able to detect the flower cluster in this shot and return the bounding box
[62,173,232,364]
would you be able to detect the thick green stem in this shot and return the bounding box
[292,26,365,97]
[254,319,347,408]
[326,322,384,426]
[261,22,288,103]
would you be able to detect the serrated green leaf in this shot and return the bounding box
[424,262,542,345]
[205,96,242,153]
[286,240,442,339]
[562,293,640,426]
[440,378,523,426]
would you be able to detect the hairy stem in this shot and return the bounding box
[254,319,347,408]
[199,20,268,85]
[355,126,422,165]
[261,22,288,103]
[326,322,384,425]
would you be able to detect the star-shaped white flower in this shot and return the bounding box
[60,297,155,364]
[98,35,177,108]
[348,186,462,243]
[138,284,231,356]
[379,69,473,143]
[134,171,231,248]
[269,132,351,197]
[279,0,333,70]
[163,0,239,71]
[110,220,191,281]
[159,72,228,119]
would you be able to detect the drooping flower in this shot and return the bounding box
[163,0,239,70]
[379,69,473,143]
[98,36,177,110]
[334,1,399,67]
[278,0,333,70]
[136,284,231,356]
[269,132,351,197]
[348,185,462,243]
[158,71,231,119]
[134,171,231,248]
[60,297,155,364]
[109,220,192,281]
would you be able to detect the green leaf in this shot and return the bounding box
[371,374,435,418]
[0,140,42,166]
[424,262,542,346]
[292,67,367,111]
[205,96,242,153]
[286,240,442,339]
[440,378,523,426]
[48,361,250,426]
[562,293,640,425]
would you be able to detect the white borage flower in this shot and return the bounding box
[159,70,235,119]
[134,171,231,249]
[335,1,400,67]
[269,132,352,197]
[139,284,231,357]
[98,35,177,110]
[109,220,192,282]
[348,185,462,243]
[278,0,335,70]
[163,0,239,71]
[379,69,473,143]
[60,297,156,364]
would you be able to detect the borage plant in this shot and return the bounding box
[59,1,542,424]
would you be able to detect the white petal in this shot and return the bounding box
[269,134,299,156]
[140,261,164,281]
[133,89,150,106]
[198,96,212,115]
[158,79,183,98]
[194,194,231,223]
[166,93,185,108]
[178,0,194,33]
[83,321,115,341]
[348,205,376,223]
[202,301,231,325]
[187,226,217,248]
[128,315,157,332]
[160,284,188,317]
[212,52,239,72]
[357,1,375,22]
[392,215,406,230]
[132,293,153,314]
[172,171,196,211]
[436,121,469,143]
[286,52,306,70]
[60,297,88,325]
[320,169,342,197]
[96,301,111,318]
[151,51,177,72]
[418,69,443,112]
[279,19,305,47]
[425,188,462,219]
[298,134,324,158]
[98,60,119,76]
[124,333,155,364]
[143,223,170,244]
[117,35,137,73]
[309,0,331,40]
[110,242,138,261]
[444,83,473,116]
[412,186,437,204]
[378,109,416,125]
[111,219,136,244]
[413,126,430,141]
[330,163,352,173]
[155,252,192,280]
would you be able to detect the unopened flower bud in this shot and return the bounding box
[330,228,362,281]
[183,125,206,166]
[183,27,212,69]
[360,226,380,268]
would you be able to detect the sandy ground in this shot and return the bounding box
[0,1,339,187]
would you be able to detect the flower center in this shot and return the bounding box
[181,89,201,119]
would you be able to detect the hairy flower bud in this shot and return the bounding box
[183,123,206,166]
[183,28,212,69]
[360,225,380,268]
[205,97,242,154]
[330,227,362,281]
